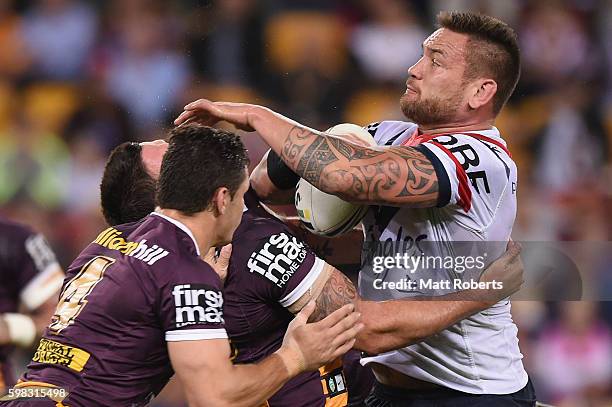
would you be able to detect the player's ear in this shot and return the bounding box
[211,187,230,216]
[468,79,497,110]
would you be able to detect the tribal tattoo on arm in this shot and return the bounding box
[281,126,439,207]
[310,269,358,322]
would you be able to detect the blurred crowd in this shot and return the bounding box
[0,0,610,405]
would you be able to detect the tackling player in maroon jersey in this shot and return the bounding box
[100,139,374,406]
[1,125,361,407]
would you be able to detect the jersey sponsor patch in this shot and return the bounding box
[246,233,308,288]
[32,338,91,373]
[93,227,169,265]
[319,360,348,405]
[172,284,224,328]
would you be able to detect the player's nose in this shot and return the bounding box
[407,58,423,80]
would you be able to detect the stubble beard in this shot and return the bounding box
[400,91,463,128]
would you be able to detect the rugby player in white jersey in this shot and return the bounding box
[175,10,534,407]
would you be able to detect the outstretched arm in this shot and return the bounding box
[276,124,438,207]
[170,303,361,407]
[302,241,524,355]
[175,101,439,207]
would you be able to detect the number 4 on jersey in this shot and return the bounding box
[49,256,115,333]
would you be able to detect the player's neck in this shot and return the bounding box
[156,208,214,257]
[418,118,495,135]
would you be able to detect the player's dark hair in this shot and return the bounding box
[100,142,156,225]
[437,10,520,114]
[157,124,249,215]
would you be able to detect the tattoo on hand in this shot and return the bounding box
[281,126,439,206]
[310,271,357,322]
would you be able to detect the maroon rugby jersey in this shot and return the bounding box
[224,190,372,406]
[16,213,225,407]
[0,217,62,391]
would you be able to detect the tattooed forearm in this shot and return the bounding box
[310,270,358,322]
[280,126,439,206]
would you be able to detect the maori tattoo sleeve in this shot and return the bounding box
[281,126,439,206]
[310,270,358,322]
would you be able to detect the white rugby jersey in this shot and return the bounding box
[358,120,527,394]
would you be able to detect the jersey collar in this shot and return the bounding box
[150,212,201,256]
[406,126,504,146]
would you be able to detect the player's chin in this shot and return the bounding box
[400,92,418,106]
[399,94,417,113]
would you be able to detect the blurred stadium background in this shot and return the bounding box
[0,0,610,405]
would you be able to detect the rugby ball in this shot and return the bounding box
[295,123,375,237]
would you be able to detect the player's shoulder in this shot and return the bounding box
[230,209,312,277]
[86,214,204,276]
[234,208,292,243]
[129,214,222,288]
[419,128,516,206]
[231,209,305,266]
[364,120,418,145]
[129,213,203,269]
[424,127,515,168]
[85,217,165,265]
[428,128,510,153]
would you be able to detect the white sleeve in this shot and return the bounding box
[279,257,326,308]
[20,264,64,310]
[364,121,417,146]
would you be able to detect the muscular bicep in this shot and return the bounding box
[287,263,359,322]
[328,145,440,207]
[169,339,234,407]
[310,266,359,322]
[169,336,291,406]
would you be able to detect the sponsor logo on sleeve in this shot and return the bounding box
[172,284,224,328]
[246,233,308,288]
